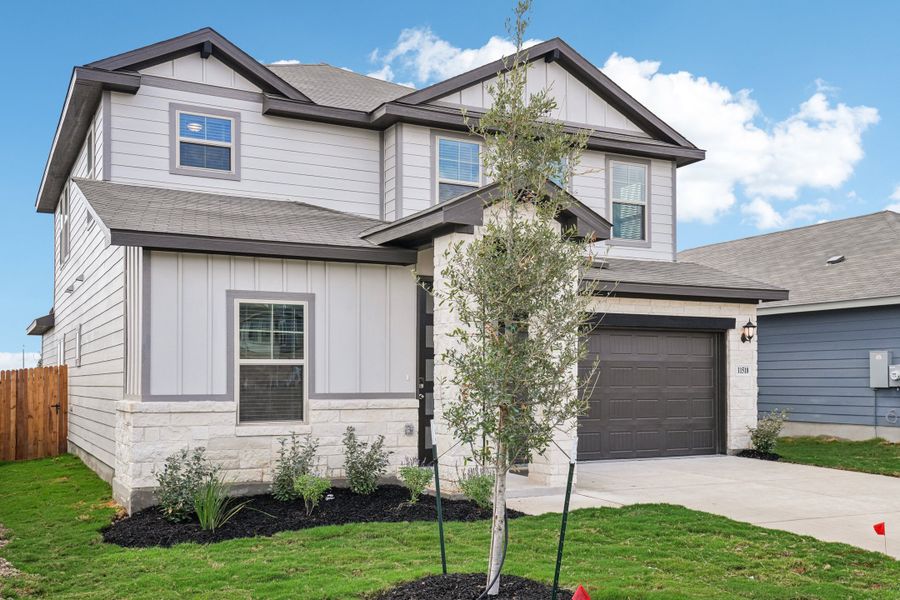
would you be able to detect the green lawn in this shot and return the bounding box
[0,456,897,599]
[777,437,900,477]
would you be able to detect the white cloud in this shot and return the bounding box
[890,185,900,201]
[742,198,833,229]
[369,27,541,86]
[0,352,40,370]
[270,59,301,65]
[601,53,879,226]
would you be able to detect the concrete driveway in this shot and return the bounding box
[508,455,900,558]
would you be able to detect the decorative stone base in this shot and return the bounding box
[112,397,418,513]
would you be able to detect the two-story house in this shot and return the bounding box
[27,28,787,512]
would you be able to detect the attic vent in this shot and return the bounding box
[826,255,846,265]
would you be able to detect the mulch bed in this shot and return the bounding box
[103,485,522,548]
[737,449,781,461]
[368,573,573,600]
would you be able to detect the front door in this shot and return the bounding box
[417,277,435,463]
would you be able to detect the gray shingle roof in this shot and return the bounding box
[73,178,385,248]
[265,64,412,112]
[679,211,900,309]
[585,258,787,300]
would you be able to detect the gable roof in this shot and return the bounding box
[679,211,900,312]
[362,180,612,247]
[266,64,412,112]
[73,179,415,265]
[88,27,309,101]
[396,38,697,150]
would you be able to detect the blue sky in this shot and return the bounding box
[1,0,898,363]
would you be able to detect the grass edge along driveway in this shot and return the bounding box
[0,455,898,599]
[777,436,900,478]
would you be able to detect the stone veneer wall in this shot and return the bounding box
[112,397,418,513]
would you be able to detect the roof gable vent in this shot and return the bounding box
[826,255,846,265]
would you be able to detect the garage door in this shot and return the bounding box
[578,328,721,460]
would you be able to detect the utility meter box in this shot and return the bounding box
[890,364,900,388]
[870,351,891,388]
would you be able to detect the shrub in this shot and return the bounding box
[398,458,433,504]
[272,433,320,502]
[457,466,495,509]
[342,426,391,495]
[193,475,249,531]
[293,474,332,515]
[154,447,217,522]
[749,409,789,454]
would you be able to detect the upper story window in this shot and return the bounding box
[59,184,70,265]
[610,160,648,241]
[437,137,481,202]
[236,301,307,423]
[170,104,240,180]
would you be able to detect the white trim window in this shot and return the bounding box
[610,160,648,241]
[176,110,235,173]
[235,300,307,423]
[437,137,481,202]
[58,185,70,265]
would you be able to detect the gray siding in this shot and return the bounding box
[147,251,417,397]
[46,101,124,473]
[758,305,900,430]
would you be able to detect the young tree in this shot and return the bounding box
[436,1,599,594]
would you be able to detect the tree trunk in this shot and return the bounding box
[486,440,507,596]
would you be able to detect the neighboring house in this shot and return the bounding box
[26,28,786,512]
[681,211,900,443]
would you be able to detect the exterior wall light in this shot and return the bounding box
[740,319,757,343]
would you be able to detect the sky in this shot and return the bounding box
[1,0,898,364]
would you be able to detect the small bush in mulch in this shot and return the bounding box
[737,449,780,461]
[368,573,573,600]
[102,485,522,548]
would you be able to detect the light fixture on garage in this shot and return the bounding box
[740,319,757,343]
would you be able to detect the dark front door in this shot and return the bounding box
[417,278,435,463]
[578,328,723,460]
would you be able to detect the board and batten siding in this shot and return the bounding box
[147,251,416,397]
[108,84,383,218]
[432,60,645,134]
[44,101,124,478]
[140,54,262,92]
[758,305,900,432]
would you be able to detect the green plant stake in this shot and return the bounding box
[552,437,578,600]
[431,425,447,574]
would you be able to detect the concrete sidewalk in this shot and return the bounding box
[507,455,900,558]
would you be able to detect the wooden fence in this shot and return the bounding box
[0,366,68,461]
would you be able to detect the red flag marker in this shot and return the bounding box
[572,585,590,600]
[874,522,886,536]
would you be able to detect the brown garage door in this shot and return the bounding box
[578,328,722,460]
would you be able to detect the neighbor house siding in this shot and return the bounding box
[107,84,382,217]
[146,251,417,397]
[758,305,900,434]
[49,100,124,477]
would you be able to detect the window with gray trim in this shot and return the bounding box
[170,105,240,178]
[610,160,647,241]
[236,300,307,423]
[437,137,481,201]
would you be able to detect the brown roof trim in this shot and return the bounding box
[35,67,142,213]
[591,280,790,303]
[261,98,704,166]
[363,180,612,247]
[87,27,309,102]
[108,230,417,266]
[26,312,55,336]
[394,38,698,150]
